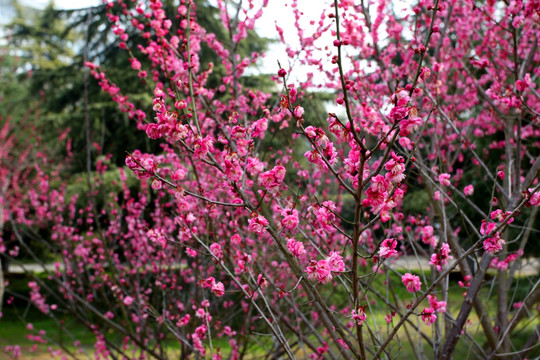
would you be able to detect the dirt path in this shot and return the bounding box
[8,256,540,276]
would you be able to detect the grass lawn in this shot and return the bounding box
[1,268,538,359]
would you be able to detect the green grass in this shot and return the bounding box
[2,269,539,359]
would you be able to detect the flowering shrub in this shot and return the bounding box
[3,0,540,359]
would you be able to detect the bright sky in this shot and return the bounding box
[18,0,328,78]
[20,0,99,9]
[255,0,334,83]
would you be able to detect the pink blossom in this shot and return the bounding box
[389,106,409,121]
[379,238,398,259]
[257,274,268,289]
[250,118,268,138]
[419,225,438,247]
[306,251,344,284]
[391,89,410,105]
[495,259,509,270]
[528,189,540,206]
[438,173,451,186]
[499,254,520,270]
[175,100,187,109]
[399,116,422,136]
[490,209,514,224]
[258,165,286,193]
[427,294,447,313]
[515,80,527,91]
[131,59,141,70]
[84,61,97,70]
[483,236,505,254]
[248,214,269,234]
[326,251,345,272]
[288,87,297,103]
[151,178,162,189]
[212,282,225,297]
[195,324,208,338]
[384,312,396,323]
[464,184,474,196]
[429,243,453,271]
[281,213,299,230]
[306,261,331,283]
[421,307,437,325]
[315,260,333,283]
[419,66,431,80]
[351,306,367,325]
[123,296,134,306]
[402,273,421,293]
[210,243,223,260]
[304,150,326,169]
[293,106,304,118]
[458,275,472,288]
[480,221,504,254]
[480,221,497,236]
[147,229,167,248]
[370,175,389,193]
[192,333,205,356]
[384,152,406,183]
[193,136,214,159]
[281,208,299,230]
[186,248,197,257]
[201,277,216,289]
[286,238,306,258]
[312,201,336,230]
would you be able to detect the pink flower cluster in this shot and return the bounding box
[351,306,367,326]
[438,173,451,187]
[301,120,339,168]
[480,220,504,254]
[210,243,223,260]
[281,208,299,230]
[258,165,286,194]
[378,238,398,259]
[528,189,540,206]
[363,174,404,222]
[418,225,438,247]
[305,252,345,283]
[490,251,522,271]
[422,295,447,326]
[401,273,421,293]
[429,243,453,271]
[200,277,225,297]
[384,152,406,184]
[28,281,50,314]
[248,214,269,234]
[311,201,337,231]
[147,228,167,248]
[464,184,474,196]
[287,238,306,258]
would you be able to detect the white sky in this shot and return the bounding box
[18,0,329,79]
[20,0,99,9]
